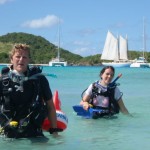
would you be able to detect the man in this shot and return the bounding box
[0,43,59,138]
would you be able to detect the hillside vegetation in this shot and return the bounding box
[0,32,83,65]
[0,32,150,65]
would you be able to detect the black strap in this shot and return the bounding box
[49,128,63,134]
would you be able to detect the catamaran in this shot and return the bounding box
[130,17,149,68]
[49,20,67,67]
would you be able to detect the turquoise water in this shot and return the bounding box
[0,66,150,150]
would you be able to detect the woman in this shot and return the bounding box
[80,66,130,116]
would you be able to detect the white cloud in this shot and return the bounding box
[0,0,13,4]
[73,40,91,46]
[71,40,97,56]
[73,47,97,56]
[21,15,60,29]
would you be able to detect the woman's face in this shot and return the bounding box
[11,50,30,73]
[100,68,114,86]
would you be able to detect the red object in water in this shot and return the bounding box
[53,90,61,110]
[42,90,68,131]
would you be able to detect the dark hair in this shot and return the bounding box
[100,66,115,78]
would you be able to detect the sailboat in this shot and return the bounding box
[130,17,149,68]
[130,57,149,68]
[101,31,132,67]
[49,20,67,67]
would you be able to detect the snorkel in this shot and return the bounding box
[108,73,122,88]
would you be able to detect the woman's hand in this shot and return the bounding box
[80,95,91,111]
[82,101,90,110]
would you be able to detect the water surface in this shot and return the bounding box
[0,66,150,150]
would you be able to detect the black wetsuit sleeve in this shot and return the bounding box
[39,75,53,102]
[0,80,2,96]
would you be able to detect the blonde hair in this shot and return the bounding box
[9,43,31,59]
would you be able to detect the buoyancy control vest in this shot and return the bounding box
[82,81,120,116]
[0,66,47,138]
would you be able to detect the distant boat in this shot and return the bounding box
[49,58,67,67]
[130,57,149,68]
[130,17,149,68]
[101,31,132,67]
[49,19,67,67]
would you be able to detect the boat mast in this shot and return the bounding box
[57,18,60,61]
[117,33,119,61]
[142,17,146,58]
[126,34,129,60]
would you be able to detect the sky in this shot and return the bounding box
[0,0,150,57]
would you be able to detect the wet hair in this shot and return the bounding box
[100,66,115,78]
[9,43,31,59]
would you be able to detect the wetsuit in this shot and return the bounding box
[0,67,53,138]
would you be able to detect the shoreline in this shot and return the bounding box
[0,63,49,66]
[0,63,103,67]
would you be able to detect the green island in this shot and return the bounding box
[0,32,149,66]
